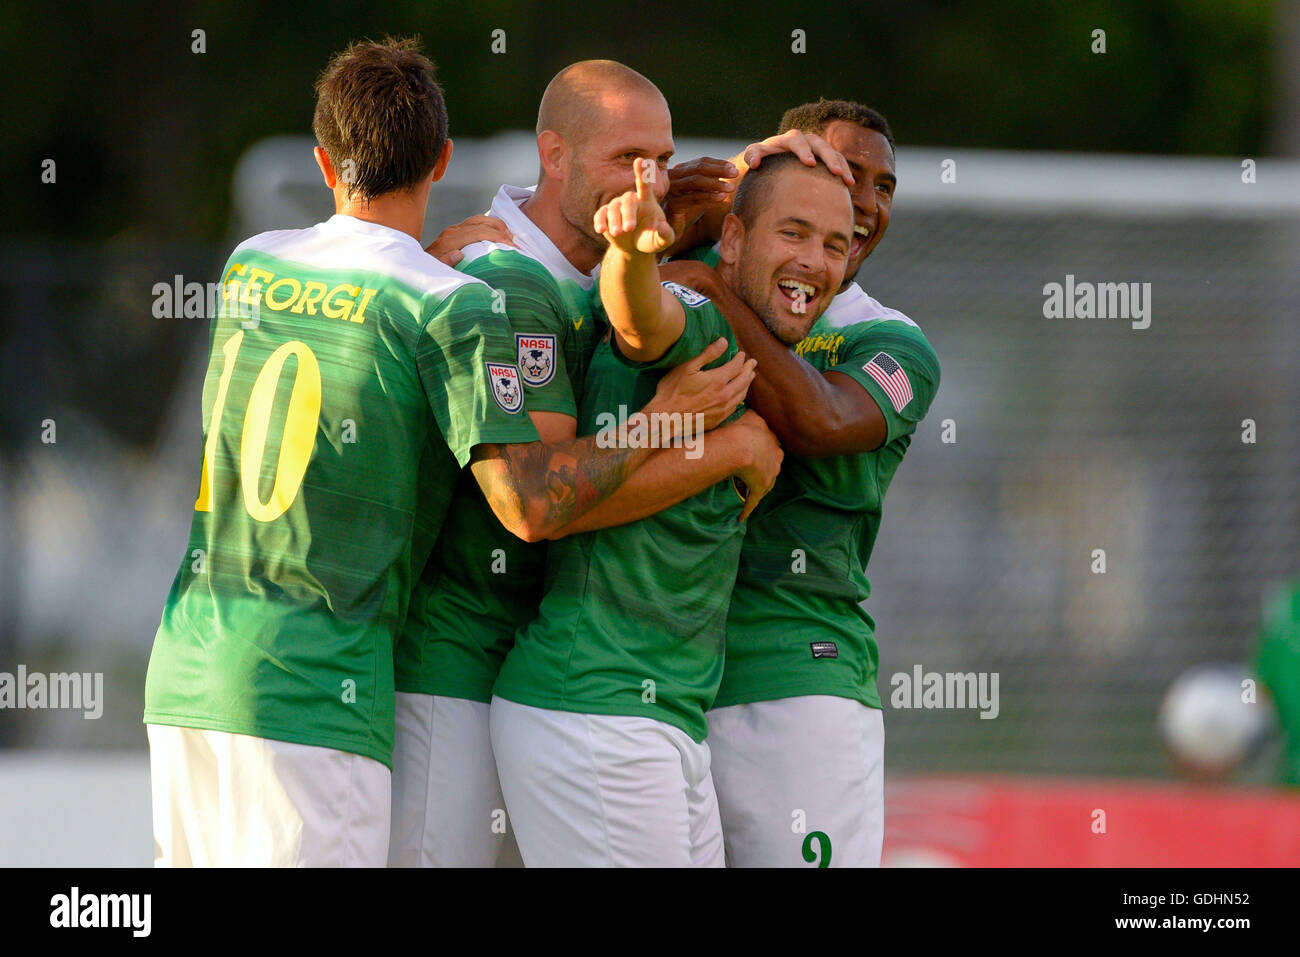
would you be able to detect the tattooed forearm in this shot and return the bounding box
[471,435,649,541]
[543,461,579,526]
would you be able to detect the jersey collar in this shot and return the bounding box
[489,185,598,289]
[321,214,426,254]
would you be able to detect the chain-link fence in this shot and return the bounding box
[3,140,1297,781]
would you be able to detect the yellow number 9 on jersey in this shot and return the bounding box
[194,330,323,522]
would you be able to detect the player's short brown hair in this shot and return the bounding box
[779,98,895,153]
[312,37,448,202]
[732,152,843,229]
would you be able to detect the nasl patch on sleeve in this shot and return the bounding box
[486,362,524,412]
[661,280,708,307]
[516,333,556,387]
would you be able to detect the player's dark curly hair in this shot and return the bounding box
[779,99,895,152]
[312,36,448,202]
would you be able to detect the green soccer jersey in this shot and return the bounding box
[713,274,941,710]
[492,283,745,742]
[1255,580,1300,786]
[394,185,604,701]
[144,215,538,767]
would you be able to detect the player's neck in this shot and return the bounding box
[521,182,602,275]
[334,187,429,244]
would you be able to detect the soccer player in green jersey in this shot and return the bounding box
[1256,580,1300,787]
[143,40,702,868]
[661,100,941,867]
[389,60,778,868]
[489,155,851,866]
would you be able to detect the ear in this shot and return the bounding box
[314,146,337,189]
[430,138,454,183]
[718,212,745,267]
[536,130,566,182]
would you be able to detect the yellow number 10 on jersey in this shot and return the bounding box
[194,330,322,521]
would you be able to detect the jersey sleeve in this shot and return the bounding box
[607,283,737,372]
[460,250,578,418]
[416,282,540,466]
[833,321,941,445]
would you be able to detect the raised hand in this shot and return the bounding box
[743,130,854,187]
[594,157,676,256]
[663,157,738,239]
[653,337,756,433]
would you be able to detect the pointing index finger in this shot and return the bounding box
[635,157,654,202]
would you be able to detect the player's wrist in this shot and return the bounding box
[639,392,677,430]
[606,241,651,265]
[713,420,750,472]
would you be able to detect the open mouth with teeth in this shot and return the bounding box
[850,224,872,261]
[776,278,818,310]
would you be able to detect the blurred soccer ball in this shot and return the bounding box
[1158,664,1271,779]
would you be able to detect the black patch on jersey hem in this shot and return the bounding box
[810,641,838,659]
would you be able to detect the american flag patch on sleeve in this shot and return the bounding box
[862,352,913,412]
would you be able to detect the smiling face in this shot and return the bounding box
[559,88,674,258]
[719,161,854,345]
[819,120,896,288]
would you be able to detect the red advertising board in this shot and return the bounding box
[883,775,1300,867]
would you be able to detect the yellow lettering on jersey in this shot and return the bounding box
[351,287,378,324]
[222,277,243,307]
[245,267,275,300]
[794,332,845,366]
[263,277,302,310]
[216,267,376,324]
[321,284,361,322]
[220,264,248,312]
[292,281,329,315]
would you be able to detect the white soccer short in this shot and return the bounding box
[707,695,884,867]
[388,692,520,867]
[147,724,390,867]
[489,696,725,867]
